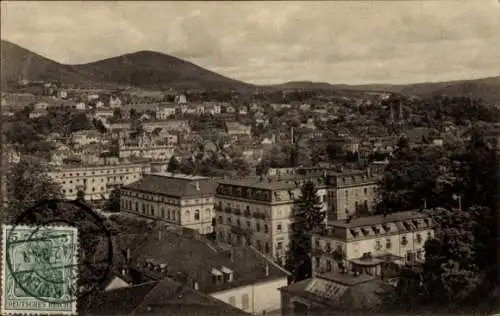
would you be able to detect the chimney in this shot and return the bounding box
[265,263,270,277]
[495,134,500,286]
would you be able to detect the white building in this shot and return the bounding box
[47,161,151,200]
[311,210,435,277]
[119,226,290,315]
[120,173,217,234]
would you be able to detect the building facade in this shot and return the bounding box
[326,170,380,221]
[215,177,328,265]
[47,161,151,200]
[120,173,217,234]
[311,211,434,277]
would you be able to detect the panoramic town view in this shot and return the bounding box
[1,1,500,315]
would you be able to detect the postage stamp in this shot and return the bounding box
[2,225,79,315]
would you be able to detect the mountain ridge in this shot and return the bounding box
[2,39,499,103]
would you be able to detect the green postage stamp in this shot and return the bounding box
[2,225,79,315]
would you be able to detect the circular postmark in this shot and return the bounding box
[5,199,114,304]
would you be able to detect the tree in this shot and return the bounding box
[5,156,63,222]
[286,181,325,283]
[384,205,496,311]
[104,189,121,212]
[377,140,444,213]
[76,190,86,202]
[167,156,180,173]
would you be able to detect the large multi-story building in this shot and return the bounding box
[120,173,217,234]
[47,160,151,201]
[214,176,329,265]
[325,170,381,221]
[311,210,434,277]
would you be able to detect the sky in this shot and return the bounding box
[1,1,500,85]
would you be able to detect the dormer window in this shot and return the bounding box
[221,266,234,282]
[211,268,223,284]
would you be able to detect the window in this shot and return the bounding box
[401,236,408,246]
[416,233,422,244]
[256,223,261,232]
[218,216,223,224]
[265,242,270,253]
[277,242,283,250]
[194,210,200,220]
[264,225,269,233]
[277,223,282,232]
[375,240,382,251]
[242,294,249,310]
[386,239,392,249]
[364,188,368,194]
[228,296,236,306]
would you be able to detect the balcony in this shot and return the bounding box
[234,209,242,216]
[243,210,251,217]
[224,206,232,213]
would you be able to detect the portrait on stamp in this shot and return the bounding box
[2,225,78,315]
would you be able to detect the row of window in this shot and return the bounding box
[62,187,105,194]
[61,175,136,185]
[123,199,211,222]
[58,167,143,177]
[219,232,279,253]
[218,216,285,233]
[123,191,212,206]
[316,232,431,253]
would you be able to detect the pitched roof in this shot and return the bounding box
[281,273,391,311]
[81,278,249,316]
[123,228,288,294]
[123,174,216,198]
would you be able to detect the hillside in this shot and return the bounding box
[2,40,498,102]
[0,40,87,89]
[71,50,253,91]
[0,40,254,92]
[273,77,500,104]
